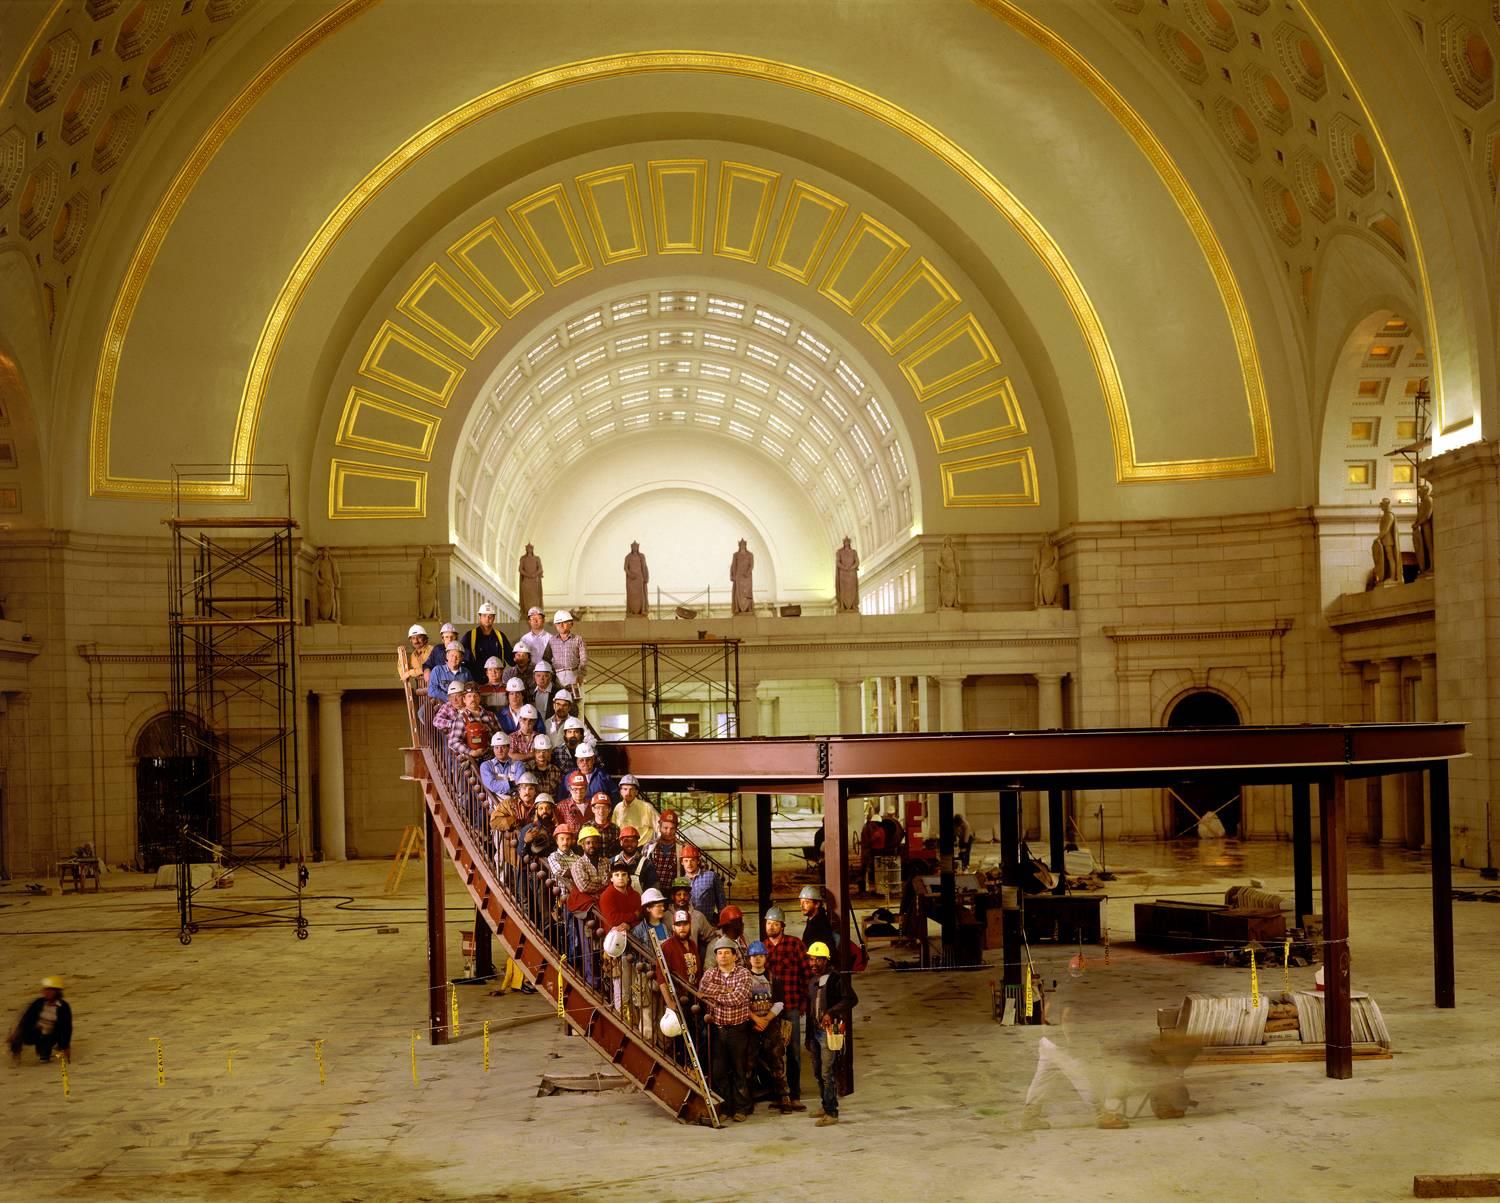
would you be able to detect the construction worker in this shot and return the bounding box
[611,774,658,844]
[680,844,725,924]
[666,877,715,952]
[746,941,801,1113]
[461,601,512,668]
[805,941,857,1126]
[799,884,837,955]
[762,904,811,1105]
[8,976,71,1064]
[632,887,671,947]
[698,937,752,1122]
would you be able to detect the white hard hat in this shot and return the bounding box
[527,606,544,616]
[446,681,465,694]
[603,929,628,959]
[407,624,427,637]
[554,690,572,702]
[532,734,551,750]
[505,678,525,692]
[534,661,553,674]
[440,622,457,634]
[490,732,507,747]
[799,884,824,901]
[619,774,639,786]
[553,609,574,623]
[516,772,539,786]
[563,717,585,731]
[519,704,538,719]
[478,602,497,616]
[659,1008,682,1038]
[484,656,503,669]
[641,887,666,905]
[575,743,596,759]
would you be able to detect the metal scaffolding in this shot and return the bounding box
[166,466,304,944]
[587,637,741,740]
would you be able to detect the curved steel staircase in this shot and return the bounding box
[400,687,721,1126]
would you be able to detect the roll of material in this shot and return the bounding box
[1225,885,1289,912]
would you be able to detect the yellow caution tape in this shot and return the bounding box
[410,1029,419,1086]
[482,1020,491,1074]
[314,1038,326,1086]
[450,984,460,1038]
[557,969,565,1020]
[1248,946,1260,1009]
[227,1049,235,1077]
[59,1051,70,1098]
[1023,965,1033,1017]
[150,1036,165,1087]
[1283,936,1292,996]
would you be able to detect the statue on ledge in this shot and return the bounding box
[1372,498,1400,586]
[415,547,440,620]
[313,546,341,623]
[624,541,650,616]
[1034,532,1061,609]
[938,536,961,610]
[1412,481,1435,575]
[835,536,860,613]
[518,543,543,616]
[730,538,755,615]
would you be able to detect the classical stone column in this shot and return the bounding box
[938,676,966,732]
[316,690,347,861]
[916,676,936,732]
[1377,659,1403,845]
[874,676,890,733]
[893,676,910,732]
[1034,673,1064,730]
[835,678,863,734]
[756,687,777,739]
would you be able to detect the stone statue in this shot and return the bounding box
[1034,532,1061,609]
[1412,480,1435,575]
[834,536,860,613]
[313,546,341,623]
[1372,497,1400,586]
[730,538,755,615]
[937,536,962,610]
[416,547,440,620]
[518,542,543,616]
[624,541,649,615]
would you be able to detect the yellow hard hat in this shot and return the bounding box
[807,942,831,959]
[578,825,602,841]
[40,975,64,990]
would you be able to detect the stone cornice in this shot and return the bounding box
[1102,619,1293,643]
[1056,507,1314,547]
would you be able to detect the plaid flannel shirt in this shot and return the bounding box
[549,632,588,685]
[446,706,499,758]
[696,964,751,1026]
[764,933,812,1011]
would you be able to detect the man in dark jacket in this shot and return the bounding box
[799,883,837,954]
[461,602,512,670]
[805,943,856,1126]
[9,976,71,1063]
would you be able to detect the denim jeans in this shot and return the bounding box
[784,1011,803,1099]
[810,1028,841,1117]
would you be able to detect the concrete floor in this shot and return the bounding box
[3,841,1498,1202]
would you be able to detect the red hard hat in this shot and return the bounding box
[681,844,700,858]
[567,771,587,787]
[619,826,639,838]
[658,809,677,822]
[718,904,743,923]
[555,822,578,836]
[591,791,612,806]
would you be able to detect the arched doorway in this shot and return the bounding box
[135,713,218,872]
[1165,691,1242,838]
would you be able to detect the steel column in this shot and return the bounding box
[1431,760,1454,1008]
[1292,780,1313,924]
[1000,789,1022,993]
[1048,788,1065,894]
[821,776,854,1091]
[1318,774,1351,1079]
[425,799,449,1045]
[937,791,955,962]
[756,793,773,931]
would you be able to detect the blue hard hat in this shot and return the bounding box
[747,940,767,957]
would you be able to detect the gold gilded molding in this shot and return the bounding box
[89,0,380,499]
[447,218,543,318]
[328,457,427,518]
[940,446,1039,507]
[925,378,1027,451]
[336,388,441,460]
[507,184,593,285]
[767,180,848,284]
[863,258,961,353]
[647,159,707,254]
[900,313,1001,401]
[818,213,909,314]
[0,0,69,108]
[357,321,465,406]
[575,164,647,264]
[395,264,499,359]
[713,162,780,262]
[971,0,1273,481]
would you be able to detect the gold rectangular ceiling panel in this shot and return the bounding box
[900,314,1002,401]
[575,164,647,264]
[336,388,440,461]
[818,213,909,314]
[768,180,847,284]
[396,264,499,359]
[648,159,707,254]
[925,378,1027,452]
[507,184,593,285]
[1391,462,1415,484]
[1345,461,1373,487]
[447,219,542,318]
[863,258,960,353]
[328,458,428,519]
[358,322,465,406]
[713,162,779,262]
[940,446,1039,507]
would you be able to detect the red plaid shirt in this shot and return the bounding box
[764,933,811,1011]
[696,965,751,1026]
